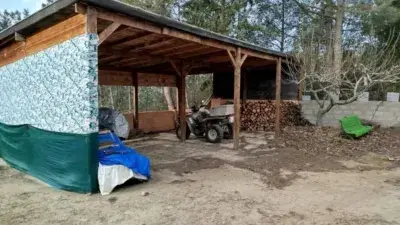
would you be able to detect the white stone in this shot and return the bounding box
[387,92,400,102]
[302,95,311,101]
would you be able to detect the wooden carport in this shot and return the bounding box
[78,0,286,150]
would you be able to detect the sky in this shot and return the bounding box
[0,0,48,13]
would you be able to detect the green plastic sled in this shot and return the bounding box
[339,115,373,138]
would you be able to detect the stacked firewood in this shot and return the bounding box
[240,101,312,131]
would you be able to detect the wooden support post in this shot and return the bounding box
[275,58,282,138]
[170,61,191,142]
[133,72,139,129]
[86,7,97,34]
[179,72,187,142]
[228,48,248,150]
[242,70,247,103]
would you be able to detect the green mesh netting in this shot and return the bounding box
[0,123,98,193]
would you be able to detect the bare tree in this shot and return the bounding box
[286,31,400,125]
[163,87,175,111]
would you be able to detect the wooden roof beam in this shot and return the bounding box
[101,46,167,60]
[172,48,222,59]
[99,38,177,64]
[129,58,168,68]
[109,57,151,66]
[165,45,211,57]
[102,47,171,67]
[99,22,121,45]
[112,33,158,47]
[149,42,196,55]
[97,9,236,51]
[130,38,177,53]
[97,8,277,61]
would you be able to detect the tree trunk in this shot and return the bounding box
[316,110,324,126]
[333,0,344,93]
[109,87,114,109]
[280,0,285,52]
[186,90,189,108]
[163,87,175,111]
[316,99,335,126]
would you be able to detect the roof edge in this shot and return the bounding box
[83,0,288,58]
[0,0,289,59]
[0,0,78,44]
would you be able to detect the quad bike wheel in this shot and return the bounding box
[176,123,191,140]
[223,124,233,139]
[205,124,224,143]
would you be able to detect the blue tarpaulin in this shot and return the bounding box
[98,132,151,178]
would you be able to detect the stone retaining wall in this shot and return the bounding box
[302,101,400,127]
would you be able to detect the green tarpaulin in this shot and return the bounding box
[0,122,98,193]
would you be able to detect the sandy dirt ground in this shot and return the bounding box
[1,131,400,225]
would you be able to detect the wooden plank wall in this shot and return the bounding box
[98,70,133,86]
[99,70,176,87]
[0,14,86,67]
[123,111,176,133]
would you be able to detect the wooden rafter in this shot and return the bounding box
[106,32,149,46]
[99,22,121,45]
[115,57,156,67]
[96,9,237,51]
[150,42,196,55]
[113,33,158,47]
[102,43,211,68]
[109,57,144,66]
[99,55,121,63]
[175,48,222,59]
[102,46,169,66]
[165,45,211,57]
[179,51,228,65]
[99,39,178,64]
[130,39,177,53]
[82,4,277,61]
[108,26,134,36]
[133,58,167,68]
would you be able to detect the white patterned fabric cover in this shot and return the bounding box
[0,34,98,134]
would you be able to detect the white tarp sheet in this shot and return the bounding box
[98,163,148,195]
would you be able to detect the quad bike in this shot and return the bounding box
[176,104,234,143]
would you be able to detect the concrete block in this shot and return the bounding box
[390,112,399,117]
[332,110,344,115]
[388,108,400,113]
[373,111,385,117]
[358,92,369,102]
[360,111,374,117]
[382,102,399,108]
[302,110,313,115]
[302,95,311,101]
[387,92,400,102]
